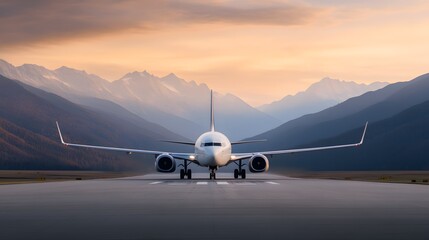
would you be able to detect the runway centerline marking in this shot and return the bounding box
[266,181,279,185]
[216,181,229,185]
[235,182,256,185]
[196,182,208,185]
[168,182,187,185]
[149,181,163,185]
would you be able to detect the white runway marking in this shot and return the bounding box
[266,181,279,185]
[149,181,163,185]
[148,180,279,186]
[168,182,187,185]
[235,182,256,185]
[216,181,229,185]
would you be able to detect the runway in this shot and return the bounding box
[1,173,429,240]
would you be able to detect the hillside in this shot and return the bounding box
[269,100,429,170]
[237,73,429,170]
[243,73,429,151]
[0,74,190,170]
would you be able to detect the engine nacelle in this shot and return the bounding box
[248,154,269,173]
[155,154,176,173]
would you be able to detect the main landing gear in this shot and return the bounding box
[233,160,246,179]
[179,160,192,179]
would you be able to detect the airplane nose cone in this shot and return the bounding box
[212,148,224,161]
[206,147,223,165]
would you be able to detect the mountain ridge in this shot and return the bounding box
[241,73,428,152]
[271,99,429,171]
[258,77,389,122]
[0,74,190,170]
[0,59,280,140]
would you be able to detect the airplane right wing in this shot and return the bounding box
[56,122,197,161]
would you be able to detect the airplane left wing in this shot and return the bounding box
[56,122,196,161]
[230,122,368,160]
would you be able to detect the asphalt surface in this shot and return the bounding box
[1,173,428,240]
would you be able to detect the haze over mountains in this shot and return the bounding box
[0,74,191,170]
[0,60,279,140]
[259,78,388,122]
[240,73,429,170]
[0,59,385,140]
[1,58,428,171]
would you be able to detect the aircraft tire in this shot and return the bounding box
[187,169,192,179]
[241,169,246,179]
[180,169,185,179]
[234,169,239,179]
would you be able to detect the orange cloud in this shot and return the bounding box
[2,1,429,106]
[0,0,326,47]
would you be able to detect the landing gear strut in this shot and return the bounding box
[179,160,192,179]
[209,166,217,180]
[233,160,246,179]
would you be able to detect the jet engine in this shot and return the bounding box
[248,154,269,173]
[155,154,176,172]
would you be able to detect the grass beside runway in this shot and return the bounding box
[277,171,429,185]
[0,170,143,185]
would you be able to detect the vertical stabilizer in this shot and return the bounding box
[210,90,215,132]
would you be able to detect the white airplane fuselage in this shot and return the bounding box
[194,131,231,168]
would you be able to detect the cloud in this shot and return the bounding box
[0,0,325,47]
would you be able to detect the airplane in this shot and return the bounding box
[56,90,368,180]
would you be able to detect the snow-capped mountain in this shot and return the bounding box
[109,71,280,140]
[0,60,112,100]
[258,77,389,122]
[0,59,280,140]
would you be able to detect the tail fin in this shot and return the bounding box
[210,90,215,132]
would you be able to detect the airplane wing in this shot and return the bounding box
[230,122,368,160]
[56,122,196,161]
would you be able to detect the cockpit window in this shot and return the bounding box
[202,142,222,147]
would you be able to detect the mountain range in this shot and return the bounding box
[239,73,429,170]
[258,77,388,122]
[0,60,279,140]
[0,59,385,140]
[0,74,190,170]
[279,99,429,171]
[2,58,427,171]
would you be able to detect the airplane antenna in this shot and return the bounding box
[210,90,215,132]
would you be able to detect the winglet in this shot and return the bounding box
[210,90,215,132]
[358,122,368,145]
[55,121,66,145]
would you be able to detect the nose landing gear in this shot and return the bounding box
[209,166,217,180]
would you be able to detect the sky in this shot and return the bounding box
[1,0,429,106]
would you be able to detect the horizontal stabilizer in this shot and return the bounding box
[231,139,267,145]
[160,140,195,146]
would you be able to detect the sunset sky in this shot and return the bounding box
[1,0,429,106]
